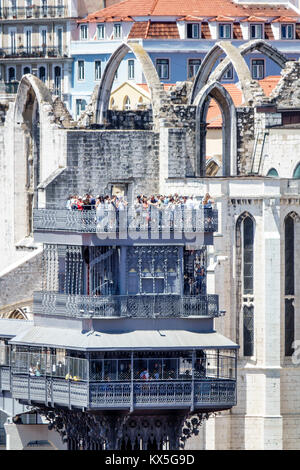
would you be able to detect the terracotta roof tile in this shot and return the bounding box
[207,77,280,128]
[264,23,274,40]
[80,0,299,23]
[272,16,297,23]
[233,22,243,40]
[240,16,269,23]
[128,21,179,39]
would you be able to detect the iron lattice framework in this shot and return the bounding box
[32,405,215,450]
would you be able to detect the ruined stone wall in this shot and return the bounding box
[45,129,160,206]
[236,107,255,174]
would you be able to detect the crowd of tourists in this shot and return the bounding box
[66,193,215,213]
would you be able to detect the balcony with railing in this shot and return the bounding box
[0,347,237,411]
[33,291,221,318]
[33,207,218,244]
[0,5,68,19]
[0,46,68,59]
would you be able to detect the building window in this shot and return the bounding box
[219,23,231,39]
[156,58,169,80]
[243,305,254,356]
[123,96,131,110]
[54,65,61,95]
[8,66,16,82]
[40,28,47,52]
[39,66,46,82]
[10,30,16,54]
[222,65,233,80]
[187,23,200,39]
[113,23,122,39]
[56,27,62,54]
[188,59,201,79]
[251,59,264,79]
[97,24,105,39]
[243,216,254,295]
[80,24,88,40]
[266,168,279,178]
[23,66,31,75]
[236,213,255,357]
[25,29,32,53]
[281,24,294,39]
[284,214,295,356]
[95,60,101,81]
[78,60,84,80]
[250,23,263,39]
[76,98,86,118]
[41,0,47,16]
[128,59,135,79]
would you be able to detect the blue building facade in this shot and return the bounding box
[69,0,300,118]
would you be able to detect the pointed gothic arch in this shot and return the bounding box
[195,81,237,176]
[13,74,54,243]
[190,40,288,105]
[94,41,165,127]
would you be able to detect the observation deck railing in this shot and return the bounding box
[33,207,218,235]
[33,291,221,318]
[0,348,237,410]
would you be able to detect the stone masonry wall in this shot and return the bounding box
[45,129,160,206]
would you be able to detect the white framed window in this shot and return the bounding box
[23,65,31,75]
[219,23,231,39]
[186,23,200,39]
[54,65,61,95]
[24,27,32,54]
[76,98,86,118]
[95,60,101,80]
[187,58,201,79]
[7,65,16,81]
[10,0,17,17]
[56,26,63,54]
[41,0,47,16]
[80,24,88,40]
[250,23,263,39]
[78,60,85,80]
[128,59,135,79]
[251,59,265,79]
[156,58,169,80]
[281,24,294,39]
[38,65,46,82]
[9,28,16,54]
[113,23,122,39]
[123,96,131,110]
[97,24,105,39]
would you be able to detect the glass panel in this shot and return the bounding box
[285,216,294,295]
[243,305,254,356]
[103,360,117,380]
[285,298,294,356]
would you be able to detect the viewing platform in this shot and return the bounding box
[33,207,218,245]
[33,291,221,319]
[0,347,237,412]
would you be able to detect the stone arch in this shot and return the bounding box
[94,41,165,127]
[13,74,54,243]
[6,308,28,320]
[195,81,237,176]
[293,162,300,178]
[191,40,287,105]
[206,158,221,176]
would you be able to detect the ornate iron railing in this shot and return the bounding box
[0,46,68,58]
[9,375,236,410]
[33,291,221,318]
[33,208,218,234]
[0,5,68,19]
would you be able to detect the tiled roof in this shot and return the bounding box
[80,0,299,23]
[272,16,297,23]
[240,15,269,22]
[207,76,280,128]
[129,21,180,39]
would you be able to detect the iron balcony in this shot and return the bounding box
[0,5,68,19]
[33,291,221,318]
[0,46,69,59]
[33,207,218,237]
